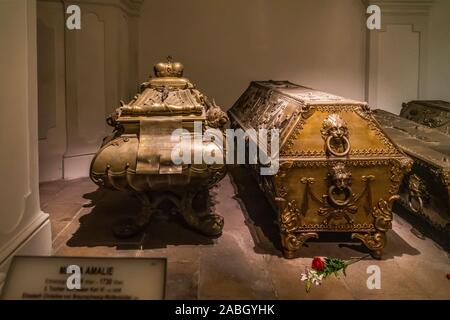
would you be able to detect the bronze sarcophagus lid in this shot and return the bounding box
[228,81,412,259]
[90,58,228,237]
[400,100,450,135]
[373,109,450,243]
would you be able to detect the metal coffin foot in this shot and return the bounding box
[352,232,386,260]
[180,189,224,236]
[281,232,319,259]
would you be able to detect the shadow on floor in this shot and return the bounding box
[228,166,283,256]
[393,201,449,253]
[228,166,420,260]
[66,188,215,250]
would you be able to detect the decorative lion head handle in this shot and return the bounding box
[321,114,351,157]
[408,174,427,213]
[327,162,353,207]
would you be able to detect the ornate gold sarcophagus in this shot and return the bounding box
[400,100,450,135]
[373,109,450,244]
[90,58,228,237]
[228,81,412,259]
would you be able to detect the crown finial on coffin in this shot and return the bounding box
[153,56,184,78]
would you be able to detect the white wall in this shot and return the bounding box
[0,0,52,288]
[375,24,420,113]
[366,0,450,114]
[36,0,142,181]
[37,0,67,182]
[138,0,368,109]
[425,0,450,101]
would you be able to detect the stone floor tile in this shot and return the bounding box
[342,259,431,299]
[394,259,450,299]
[44,202,82,222]
[165,261,199,300]
[198,233,276,300]
[49,178,103,205]
[39,179,70,208]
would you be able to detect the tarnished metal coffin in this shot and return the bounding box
[90,58,228,237]
[228,81,412,259]
[374,109,450,242]
[400,100,450,135]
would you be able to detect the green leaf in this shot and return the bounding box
[321,258,345,278]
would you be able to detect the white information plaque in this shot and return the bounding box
[1,256,166,300]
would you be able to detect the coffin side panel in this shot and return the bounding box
[281,161,397,231]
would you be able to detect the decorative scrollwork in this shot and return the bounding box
[293,159,393,168]
[351,232,386,259]
[278,195,319,258]
[441,170,450,186]
[355,104,373,120]
[314,105,357,112]
[282,232,319,258]
[205,98,229,129]
[401,102,450,134]
[279,200,301,233]
[281,106,312,154]
[207,165,227,187]
[352,196,397,258]
[372,195,397,232]
[389,158,412,194]
[441,170,450,208]
[274,161,293,199]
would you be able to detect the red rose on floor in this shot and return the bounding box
[447,273,450,279]
[311,257,325,271]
